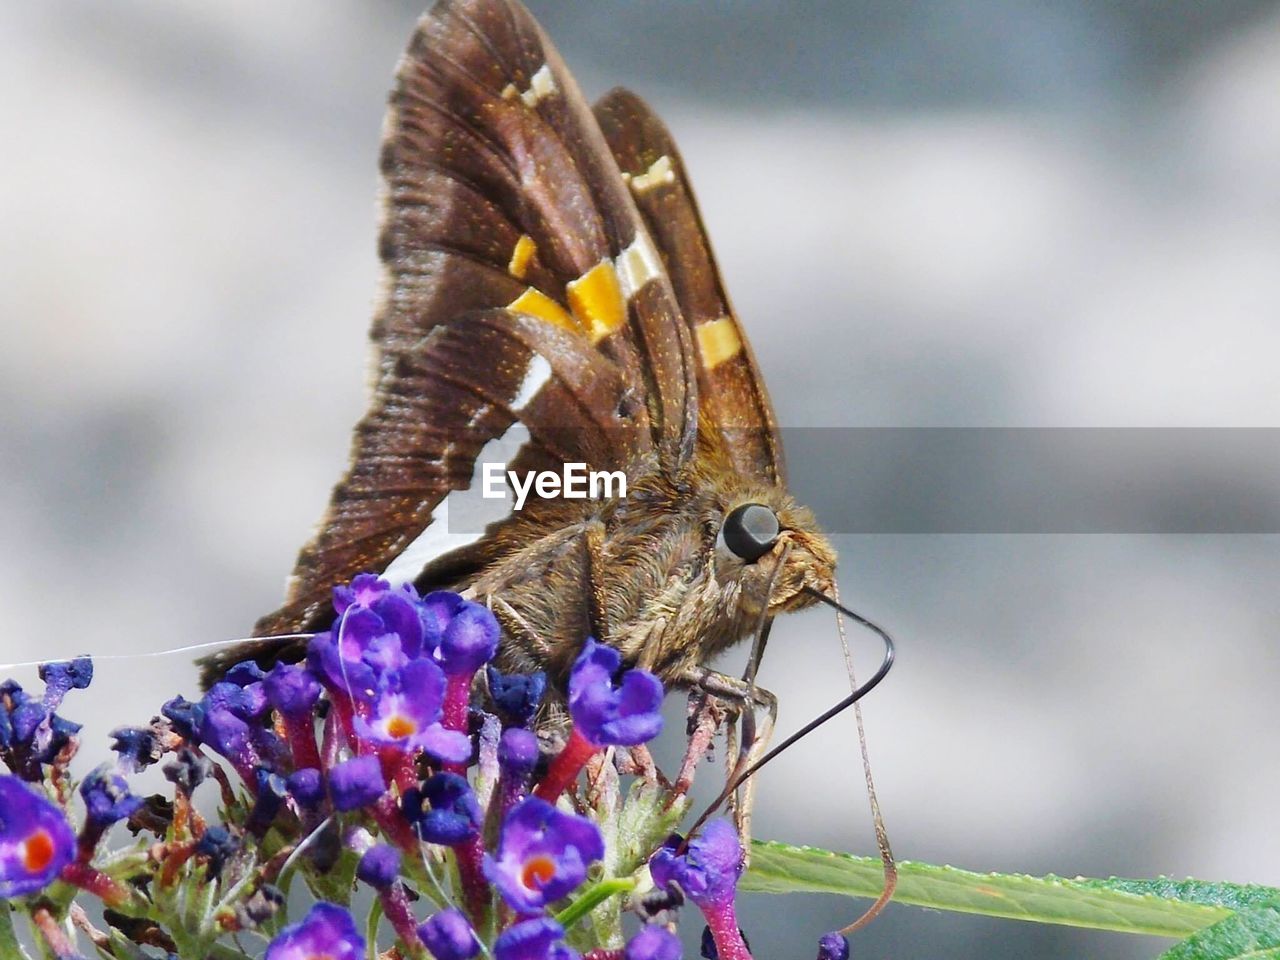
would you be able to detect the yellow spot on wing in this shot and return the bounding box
[696,317,743,369]
[566,260,627,343]
[508,288,580,335]
[508,235,536,279]
[502,65,557,108]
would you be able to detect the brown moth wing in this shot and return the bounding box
[593,88,786,486]
[227,0,704,669]
[376,0,696,453]
[226,308,649,677]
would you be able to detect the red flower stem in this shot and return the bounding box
[75,826,105,864]
[61,862,131,908]
[283,713,322,771]
[31,906,85,960]
[533,727,598,801]
[371,792,420,854]
[160,841,198,887]
[442,672,475,775]
[379,883,425,955]
[583,952,624,960]
[456,832,491,928]
[443,673,472,732]
[703,901,753,960]
[329,694,359,753]
[378,747,418,795]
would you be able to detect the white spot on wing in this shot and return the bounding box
[512,354,552,411]
[520,64,556,108]
[628,155,675,193]
[382,497,481,587]
[616,233,664,300]
[380,422,533,587]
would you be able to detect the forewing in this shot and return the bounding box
[376,0,696,453]
[249,0,705,644]
[594,88,785,484]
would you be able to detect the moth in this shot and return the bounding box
[201,0,845,754]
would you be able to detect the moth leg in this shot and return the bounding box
[486,595,552,663]
[672,691,728,797]
[579,519,611,640]
[682,667,779,852]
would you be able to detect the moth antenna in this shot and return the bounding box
[682,585,895,843]
[828,581,897,934]
[0,633,313,674]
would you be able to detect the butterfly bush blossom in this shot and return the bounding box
[0,574,778,960]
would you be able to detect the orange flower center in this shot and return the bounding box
[22,829,55,873]
[387,715,417,739]
[521,855,556,889]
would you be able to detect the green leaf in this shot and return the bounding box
[1159,900,1280,959]
[1085,879,1280,913]
[744,841,1269,937]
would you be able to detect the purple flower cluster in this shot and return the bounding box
[0,576,779,960]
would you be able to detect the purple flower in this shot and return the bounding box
[108,725,163,773]
[160,696,204,741]
[80,766,143,829]
[493,917,580,960]
[403,772,482,845]
[356,843,401,889]
[499,728,540,781]
[196,826,238,875]
[247,770,289,838]
[204,680,268,722]
[483,796,604,914]
[352,659,470,763]
[198,706,259,775]
[816,932,850,960]
[223,660,268,687]
[649,820,743,912]
[568,640,663,747]
[287,768,324,808]
[417,907,480,960]
[308,576,426,697]
[488,666,547,727]
[327,755,385,812]
[264,662,321,719]
[425,596,500,676]
[336,575,426,660]
[0,774,75,897]
[38,657,93,710]
[265,901,364,960]
[419,590,465,642]
[651,822,750,960]
[627,926,683,960]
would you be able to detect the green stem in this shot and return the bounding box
[366,898,384,960]
[0,902,32,960]
[555,878,637,932]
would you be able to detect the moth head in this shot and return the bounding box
[712,494,836,613]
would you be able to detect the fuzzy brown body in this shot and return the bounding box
[448,440,836,689]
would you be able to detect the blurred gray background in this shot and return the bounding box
[4,2,1280,957]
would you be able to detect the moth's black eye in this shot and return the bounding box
[719,503,780,563]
